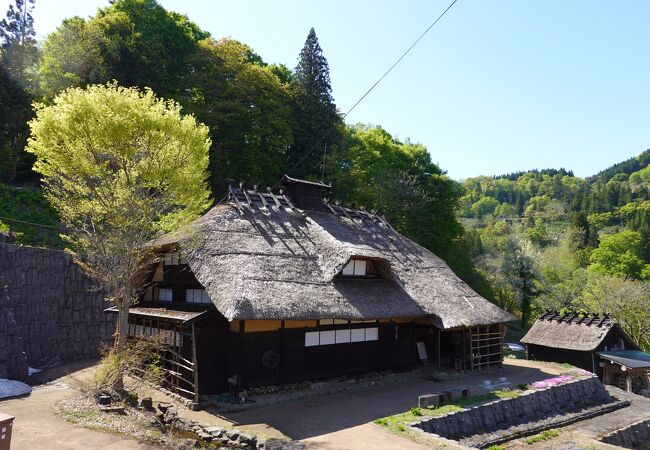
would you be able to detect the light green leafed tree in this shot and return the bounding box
[589,230,650,280]
[26,83,211,388]
[575,274,650,351]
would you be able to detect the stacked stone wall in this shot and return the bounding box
[415,376,612,440]
[0,280,28,380]
[0,243,113,378]
[601,419,650,449]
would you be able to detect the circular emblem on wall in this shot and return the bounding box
[262,349,281,369]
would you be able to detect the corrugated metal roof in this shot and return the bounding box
[598,350,650,369]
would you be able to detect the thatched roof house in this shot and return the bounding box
[154,179,513,328]
[119,177,515,403]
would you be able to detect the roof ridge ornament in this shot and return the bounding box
[267,187,282,208]
[279,188,295,210]
[240,183,253,209]
[228,184,245,214]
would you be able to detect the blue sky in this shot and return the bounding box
[7,0,650,179]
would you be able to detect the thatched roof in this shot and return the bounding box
[152,183,514,328]
[521,311,636,351]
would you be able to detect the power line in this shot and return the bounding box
[281,0,460,182]
[0,215,60,229]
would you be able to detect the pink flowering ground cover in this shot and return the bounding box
[529,369,592,390]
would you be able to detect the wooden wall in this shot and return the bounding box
[226,320,420,389]
[527,344,596,374]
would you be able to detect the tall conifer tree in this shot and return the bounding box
[0,0,37,183]
[288,27,342,179]
[0,0,38,86]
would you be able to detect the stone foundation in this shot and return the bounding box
[0,243,114,376]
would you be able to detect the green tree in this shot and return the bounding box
[567,211,598,266]
[331,125,463,253]
[501,237,540,326]
[525,219,551,247]
[470,196,499,219]
[0,62,33,182]
[0,0,38,87]
[106,0,208,99]
[38,0,208,101]
[589,230,650,280]
[39,14,137,99]
[26,83,211,387]
[0,0,38,183]
[187,38,293,193]
[288,27,343,179]
[576,274,650,351]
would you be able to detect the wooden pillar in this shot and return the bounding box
[279,320,285,385]
[237,320,245,389]
[626,373,632,393]
[436,329,441,370]
[191,324,199,404]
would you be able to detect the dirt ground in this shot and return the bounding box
[0,366,156,450]
[0,357,575,450]
[5,358,648,450]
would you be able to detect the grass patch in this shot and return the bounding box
[61,408,103,422]
[374,389,525,444]
[524,429,559,444]
[487,446,504,450]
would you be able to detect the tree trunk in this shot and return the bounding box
[113,301,130,391]
[116,303,129,353]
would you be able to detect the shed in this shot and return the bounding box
[521,311,645,391]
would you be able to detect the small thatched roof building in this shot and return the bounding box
[117,177,515,403]
[522,311,650,392]
[521,312,634,353]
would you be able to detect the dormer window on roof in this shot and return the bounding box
[339,258,378,278]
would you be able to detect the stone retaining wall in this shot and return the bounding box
[0,280,28,379]
[415,376,612,440]
[0,243,114,379]
[601,418,650,450]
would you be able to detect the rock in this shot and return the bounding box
[139,396,153,410]
[98,395,111,405]
[205,426,225,438]
[418,394,440,408]
[264,438,306,450]
[432,371,448,381]
[238,432,256,446]
[197,431,213,442]
[225,429,240,441]
[99,406,125,414]
[157,402,173,412]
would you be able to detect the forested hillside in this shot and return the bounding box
[1,0,648,350]
[459,151,650,348]
[0,0,473,286]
